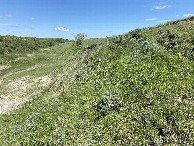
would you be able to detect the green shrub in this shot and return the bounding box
[128,28,142,40]
[94,91,122,118]
[74,33,87,48]
[0,35,67,53]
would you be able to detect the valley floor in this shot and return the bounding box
[0,43,72,114]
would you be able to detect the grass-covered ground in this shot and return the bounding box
[0,17,193,145]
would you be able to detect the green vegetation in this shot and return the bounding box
[74,33,87,47]
[0,35,67,54]
[0,17,193,145]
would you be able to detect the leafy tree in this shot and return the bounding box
[74,33,87,47]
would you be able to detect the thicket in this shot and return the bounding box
[0,35,67,54]
[74,33,87,48]
[67,17,193,145]
[71,24,193,144]
[140,16,194,61]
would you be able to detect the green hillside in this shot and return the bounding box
[0,35,67,55]
[0,17,193,145]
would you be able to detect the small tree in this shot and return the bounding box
[74,33,87,47]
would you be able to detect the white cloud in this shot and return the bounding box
[157,20,170,23]
[0,24,19,27]
[183,13,194,17]
[97,34,102,36]
[153,5,170,10]
[144,18,170,23]
[107,31,112,34]
[175,15,179,18]
[145,18,159,21]
[21,32,27,36]
[31,17,35,20]
[55,27,69,31]
[5,14,13,18]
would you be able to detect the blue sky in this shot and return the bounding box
[0,0,193,39]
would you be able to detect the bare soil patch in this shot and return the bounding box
[0,65,11,71]
[0,97,27,114]
[0,75,52,114]
[15,57,28,61]
[41,48,51,51]
[26,53,35,57]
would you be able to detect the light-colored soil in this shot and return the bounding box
[8,75,51,91]
[0,46,64,114]
[41,48,51,51]
[0,97,27,114]
[26,53,35,57]
[0,65,11,71]
[15,57,28,61]
[14,53,35,61]
[0,56,52,115]
[0,75,52,114]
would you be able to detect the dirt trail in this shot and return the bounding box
[0,65,13,85]
[0,63,52,114]
[16,64,47,74]
[0,75,52,114]
[0,97,28,114]
[0,69,15,85]
[0,65,11,71]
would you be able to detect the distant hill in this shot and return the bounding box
[0,35,68,54]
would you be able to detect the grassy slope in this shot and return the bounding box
[0,17,193,145]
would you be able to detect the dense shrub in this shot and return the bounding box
[0,35,67,54]
[74,33,87,48]
[128,28,142,40]
[94,91,122,118]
